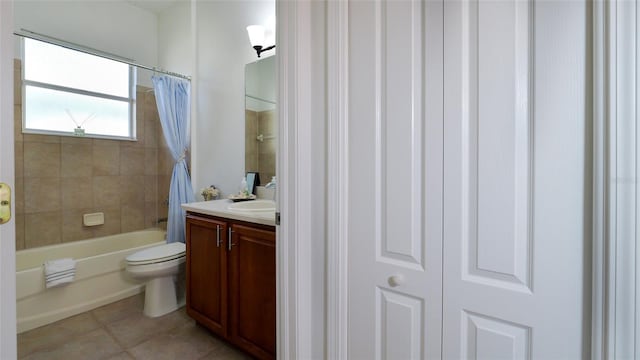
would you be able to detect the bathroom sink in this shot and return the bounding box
[227,200,276,212]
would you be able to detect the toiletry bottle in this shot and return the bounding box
[240,177,248,196]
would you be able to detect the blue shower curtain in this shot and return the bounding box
[152,75,194,244]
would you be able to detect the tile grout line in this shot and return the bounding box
[93,309,131,357]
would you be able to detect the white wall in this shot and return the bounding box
[158,2,192,77]
[14,0,158,86]
[192,0,275,197]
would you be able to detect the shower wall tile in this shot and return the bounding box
[157,175,171,209]
[93,145,120,176]
[145,202,157,229]
[144,176,157,203]
[14,62,21,106]
[93,176,121,209]
[61,144,92,178]
[15,141,23,179]
[252,110,276,186]
[14,105,23,142]
[136,105,145,123]
[120,175,145,206]
[121,203,145,233]
[23,134,60,143]
[62,178,93,210]
[133,113,145,148]
[93,208,121,238]
[15,214,24,250]
[61,136,93,146]
[24,177,61,213]
[245,110,258,173]
[24,142,60,178]
[25,211,61,248]
[144,148,158,176]
[62,208,94,243]
[145,113,159,148]
[258,110,275,136]
[120,147,145,176]
[93,139,119,148]
[259,138,276,158]
[14,177,24,214]
[158,147,174,176]
[258,152,276,187]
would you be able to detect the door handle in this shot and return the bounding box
[216,225,221,247]
[0,183,11,225]
[387,274,405,287]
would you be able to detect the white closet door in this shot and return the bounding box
[443,0,589,358]
[347,0,443,358]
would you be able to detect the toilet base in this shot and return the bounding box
[143,275,178,317]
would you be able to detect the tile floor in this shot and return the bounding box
[18,294,251,360]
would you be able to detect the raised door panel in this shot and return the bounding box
[444,0,587,357]
[348,0,443,358]
[185,215,227,337]
[228,224,276,360]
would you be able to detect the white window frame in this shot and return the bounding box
[20,37,137,141]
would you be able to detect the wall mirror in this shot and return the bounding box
[245,55,276,186]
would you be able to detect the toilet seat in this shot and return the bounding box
[126,242,186,266]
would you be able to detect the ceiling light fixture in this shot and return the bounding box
[246,25,275,58]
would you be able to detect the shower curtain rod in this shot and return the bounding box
[14,29,192,81]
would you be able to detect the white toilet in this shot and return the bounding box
[125,242,186,317]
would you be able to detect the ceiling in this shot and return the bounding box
[125,0,185,14]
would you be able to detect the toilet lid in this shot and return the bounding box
[126,242,186,265]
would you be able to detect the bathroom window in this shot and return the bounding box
[22,38,136,139]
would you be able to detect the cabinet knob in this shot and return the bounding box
[387,274,405,287]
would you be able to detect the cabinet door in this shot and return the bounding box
[185,215,228,337]
[228,224,276,360]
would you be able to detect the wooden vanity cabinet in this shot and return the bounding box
[185,213,276,360]
[185,215,228,338]
[228,224,276,359]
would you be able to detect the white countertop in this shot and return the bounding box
[181,199,276,227]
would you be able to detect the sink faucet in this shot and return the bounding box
[265,176,276,201]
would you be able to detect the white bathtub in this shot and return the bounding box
[16,228,166,333]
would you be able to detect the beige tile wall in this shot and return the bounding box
[245,110,258,174]
[244,109,275,186]
[257,110,276,185]
[14,60,175,250]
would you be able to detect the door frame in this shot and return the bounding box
[591,0,640,357]
[276,0,317,358]
[325,0,349,358]
[0,0,16,358]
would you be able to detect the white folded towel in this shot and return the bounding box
[46,270,76,282]
[45,275,75,288]
[44,258,76,289]
[44,258,76,276]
